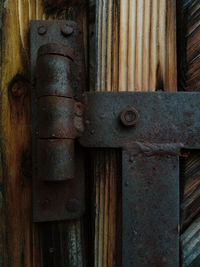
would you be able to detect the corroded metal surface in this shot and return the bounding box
[30,20,85,99]
[37,139,74,181]
[80,92,200,149]
[122,148,179,266]
[31,20,85,222]
[31,20,200,266]
[37,97,76,139]
[36,52,73,97]
[79,91,200,266]
[33,143,85,222]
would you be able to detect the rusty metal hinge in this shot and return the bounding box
[31,20,200,266]
[31,21,85,222]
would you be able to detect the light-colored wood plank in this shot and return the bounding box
[142,0,151,91]
[119,0,129,91]
[96,0,177,93]
[127,0,136,91]
[135,0,144,91]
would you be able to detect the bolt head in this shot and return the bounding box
[66,199,80,212]
[61,24,74,36]
[38,26,47,35]
[120,107,139,127]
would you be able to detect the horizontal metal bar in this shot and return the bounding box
[79,92,200,149]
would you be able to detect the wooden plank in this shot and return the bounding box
[177,1,200,265]
[0,1,87,266]
[96,0,177,92]
[93,0,177,266]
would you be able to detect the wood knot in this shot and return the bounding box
[8,75,30,119]
[11,80,27,97]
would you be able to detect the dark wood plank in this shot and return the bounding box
[177,0,200,266]
[0,1,88,266]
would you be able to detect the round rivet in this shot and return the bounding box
[38,26,47,35]
[66,199,80,212]
[120,107,139,127]
[61,24,74,36]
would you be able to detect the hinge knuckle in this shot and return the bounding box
[36,43,74,98]
[36,42,76,182]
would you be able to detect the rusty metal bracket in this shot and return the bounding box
[31,20,200,266]
[79,91,200,266]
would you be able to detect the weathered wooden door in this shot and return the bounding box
[0,0,200,266]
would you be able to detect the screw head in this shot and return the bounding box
[66,199,80,212]
[120,107,139,127]
[38,26,47,35]
[61,24,74,37]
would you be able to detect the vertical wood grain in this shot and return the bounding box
[112,0,119,92]
[177,1,200,266]
[93,0,177,266]
[149,0,158,91]
[135,0,144,91]
[96,0,177,93]
[127,0,136,91]
[0,1,87,266]
[142,0,150,91]
[119,0,128,91]
[166,0,177,91]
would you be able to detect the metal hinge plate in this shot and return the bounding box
[31,20,85,222]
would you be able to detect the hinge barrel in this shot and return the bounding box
[36,43,76,182]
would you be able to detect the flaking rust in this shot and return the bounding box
[79,91,200,266]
